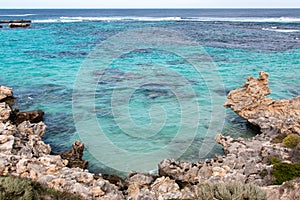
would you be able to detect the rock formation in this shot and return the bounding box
[1,72,300,199]
[59,140,88,169]
[156,72,300,198]
[263,178,300,199]
[0,86,14,102]
[0,87,124,199]
[0,20,32,23]
[11,109,44,125]
[224,71,300,135]
[9,23,30,28]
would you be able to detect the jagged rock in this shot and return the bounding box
[60,140,88,169]
[158,159,202,184]
[12,109,44,125]
[0,103,11,122]
[17,121,46,137]
[0,121,18,135]
[127,172,155,186]
[0,86,13,102]
[263,178,300,200]
[101,173,126,190]
[151,176,182,199]
[0,135,14,154]
[126,172,156,200]
[9,23,30,28]
[1,72,299,200]
[224,71,300,135]
[0,86,126,199]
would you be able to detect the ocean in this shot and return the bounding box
[0,9,299,175]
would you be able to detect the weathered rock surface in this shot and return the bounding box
[224,71,300,135]
[0,102,11,122]
[0,94,124,199]
[0,86,13,102]
[157,72,300,197]
[263,178,300,200]
[12,109,44,125]
[1,72,299,199]
[60,140,88,169]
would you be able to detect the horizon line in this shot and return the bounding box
[1,7,300,9]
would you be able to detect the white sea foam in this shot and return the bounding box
[262,27,300,33]
[186,17,300,23]
[31,16,300,23]
[0,14,36,17]
[32,16,182,23]
[32,19,60,23]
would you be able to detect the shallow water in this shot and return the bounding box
[0,9,299,174]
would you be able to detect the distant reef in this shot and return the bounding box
[0,72,300,199]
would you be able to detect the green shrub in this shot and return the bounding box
[0,176,33,200]
[282,134,300,148]
[271,161,300,185]
[269,157,281,165]
[0,176,82,200]
[270,158,300,185]
[197,181,267,200]
[271,133,287,144]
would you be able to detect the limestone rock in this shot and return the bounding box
[101,173,127,189]
[60,140,88,169]
[0,103,11,122]
[126,172,156,200]
[224,71,300,135]
[1,72,299,199]
[0,121,18,135]
[151,176,182,199]
[263,178,300,200]
[0,86,13,102]
[12,109,44,125]
[0,135,14,154]
[158,159,202,184]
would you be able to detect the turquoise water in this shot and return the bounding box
[0,9,299,174]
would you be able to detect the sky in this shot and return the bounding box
[1,0,299,8]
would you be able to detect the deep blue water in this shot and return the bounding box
[0,9,299,174]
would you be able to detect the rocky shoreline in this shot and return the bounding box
[0,72,300,199]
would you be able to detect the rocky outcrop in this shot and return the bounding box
[60,140,88,169]
[0,94,124,199]
[11,109,44,125]
[0,86,14,102]
[1,72,299,199]
[0,20,31,23]
[9,23,30,28]
[156,72,300,197]
[263,178,300,200]
[224,71,300,135]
